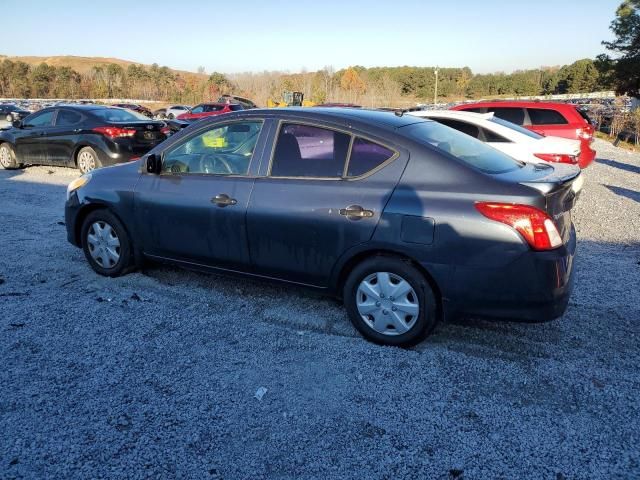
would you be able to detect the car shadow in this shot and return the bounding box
[604,184,640,203]
[597,158,640,175]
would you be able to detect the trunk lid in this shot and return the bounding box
[535,135,581,157]
[112,121,165,144]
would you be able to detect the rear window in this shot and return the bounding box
[435,118,481,139]
[527,108,568,125]
[402,121,523,174]
[347,138,395,177]
[489,116,543,139]
[91,108,148,122]
[576,108,593,124]
[203,105,225,112]
[488,107,525,125]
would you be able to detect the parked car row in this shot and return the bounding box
[61,107,581,346]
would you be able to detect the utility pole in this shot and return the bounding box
[434,67,439,105]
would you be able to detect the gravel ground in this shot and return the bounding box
[1,139,639,479]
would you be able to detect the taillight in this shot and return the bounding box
[534,153,578,164]
[576,126,593,141]
[475,202,563,251]
[93,126,136,139]
[160,126,171,136]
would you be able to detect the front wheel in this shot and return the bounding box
[0,143,20,169]
[76,146,102,174]
[343,256,438,347]
[81,210,134,277]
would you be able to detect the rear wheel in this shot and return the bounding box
[0,143,20,169]
[343,256,438,347]
[81,210,134,277]
[5,114,12,122]
[77,146,102,174]
[168,113,175,119]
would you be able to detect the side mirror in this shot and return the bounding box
[146,153,161,174]
[12,120,22,128]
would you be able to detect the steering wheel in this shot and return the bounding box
[199,154,234,174]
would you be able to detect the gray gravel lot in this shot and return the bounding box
[1,139,639,479]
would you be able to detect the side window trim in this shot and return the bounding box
[159,118,265,178]
[266,119,399,181]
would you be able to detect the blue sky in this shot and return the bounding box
[4,0,621,74]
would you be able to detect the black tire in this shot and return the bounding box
[81,210,135,277]
[76,146,102,174]
[0,143,20,169]
[343,256,438,347]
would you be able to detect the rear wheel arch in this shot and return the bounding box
[335,249,443,319]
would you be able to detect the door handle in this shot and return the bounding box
[211,193,237,207]
[339,205,374,219]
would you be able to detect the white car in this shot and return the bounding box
[165,105,191,119]
[408,109,584,192]
[408,110,583,165]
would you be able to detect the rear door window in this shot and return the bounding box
[270,123,350,178]
[346,138,395,177]
[56,110,82,126]
[527,108,568,125]
[487,107,526,125]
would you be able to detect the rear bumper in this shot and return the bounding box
[95,138,164,167]
[443,226,576,322]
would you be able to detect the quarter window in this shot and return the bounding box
[347,138,395,177]
[527,108,568,125]
[162,121,262,175]
[270,123,350,178]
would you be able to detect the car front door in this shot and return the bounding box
[134,119,268,270]
[14,110,55,165]
[246,121,408,286]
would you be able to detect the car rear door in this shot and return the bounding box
[46,109,84,165]
[246,121,408,286]
[134,119,268,270]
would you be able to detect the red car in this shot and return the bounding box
[176,102,243,120]
[451,101,596,168]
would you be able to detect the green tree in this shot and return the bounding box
[600,0,640,96]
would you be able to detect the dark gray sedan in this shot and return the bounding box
[65,108,580,346]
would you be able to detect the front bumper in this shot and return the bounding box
[445,226,577,322]
[65,192,82,247]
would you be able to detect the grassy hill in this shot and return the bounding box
[0,54,206,79]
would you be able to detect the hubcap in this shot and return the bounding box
[78,151,96,172]
[356,272,419,336]
[0,146,10,167]
[87,221,120,269]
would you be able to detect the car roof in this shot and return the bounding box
[243,107,429,128]
[456,100,576,109]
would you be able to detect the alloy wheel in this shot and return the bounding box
[78,151,96,173]
[356,272,419,336]
[87,221,121,269]
[0,145,11,168]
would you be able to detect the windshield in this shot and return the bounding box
[91,108,149,122]
[489,116,543,139]
[403,120,524,174]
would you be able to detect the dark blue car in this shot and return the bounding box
[65,108,580,346]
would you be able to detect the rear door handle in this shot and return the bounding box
[339,204,374,219]
[211,193,237,207]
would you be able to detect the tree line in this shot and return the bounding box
[0,56,612,108]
